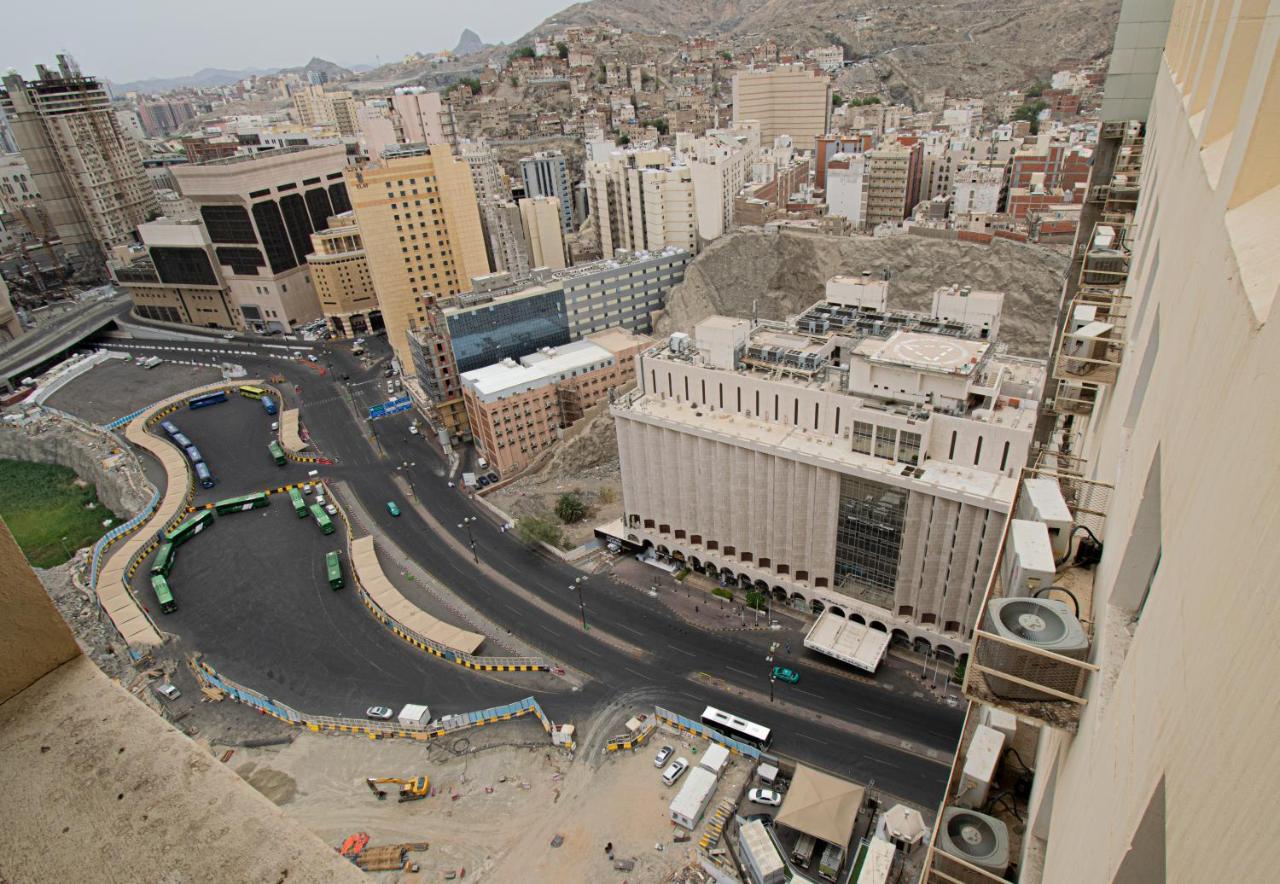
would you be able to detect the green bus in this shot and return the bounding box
[165,510,215,546]
[151,574,177,614]
[288,486,308,518]
[325,550,344,590]
[268,440,287,466]
[150,542,176,578]
[309,503,335,535]
[214,491,270,515]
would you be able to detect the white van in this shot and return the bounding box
[661,757,690,786]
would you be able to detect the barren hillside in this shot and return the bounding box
[528,0,1120,102]
[654,230,1069,357]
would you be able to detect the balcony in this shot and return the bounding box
[921,701,1046,883]
[962,467,1111,733]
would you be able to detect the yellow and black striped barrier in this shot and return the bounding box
[188,481,320,511]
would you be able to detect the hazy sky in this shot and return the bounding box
[1,0,570,84]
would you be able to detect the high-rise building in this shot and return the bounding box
[518,196,567,270]
[137,98,196,138]
[519,150,575,233]
[0,56,158,270]
[0,152,38,212]
[293,86,357,137]
[585,146,697,256]
[346,143,489,435]
[165,144,352,333]
[390,88,451,145]
[676,122,761,242]
[112,219,240,328]
[731,64,831,151]
[861,145,913,231]
[480,200,532,276]
[458,139,505,202]
[306,213,379,338]
[951,162,1006,217]
[916,0,1280,881]
[0,276,22,341]
[825,153,867,228]
[611,274,1036,650]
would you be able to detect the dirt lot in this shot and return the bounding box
[218,720,750,882]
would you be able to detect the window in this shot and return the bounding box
[1113,447,1162,616]
[251,200,297,273]
[151,247,217,286]
[834,474,907,591]
[973,436,983,466]
[852,421,873,455]
[999,440,1011,472]
[949,430,958,460]
[874,426,897,460]
[899,431,921,466]
[201,204,256,244]
[1124,310,1159,429]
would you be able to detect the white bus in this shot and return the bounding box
[700,705,772,749]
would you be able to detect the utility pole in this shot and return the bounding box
[571,575,588,630]
[459,516,478,564]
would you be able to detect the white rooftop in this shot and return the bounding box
[461,339,613,401]
[858,330,989,375]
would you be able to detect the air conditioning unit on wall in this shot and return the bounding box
[982,598,1089,701]
[938,807,1010,876]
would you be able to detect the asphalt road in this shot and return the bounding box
[101,331,965,808]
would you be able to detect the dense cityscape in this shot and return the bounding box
[0,0,1274,882]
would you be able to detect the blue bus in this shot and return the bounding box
[195,462,215,488]
[172,432,192,448]
[189,390,228,409]
[261,395,278,415]
[184,445,203,464]
[160,420,181,437]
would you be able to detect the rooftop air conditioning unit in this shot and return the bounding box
[1020,478,1073,560]
[983,598,1089,701]
[938,808,1010,876]
[1000,520,1056,596]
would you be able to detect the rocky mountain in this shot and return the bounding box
[525,0,1121,103]
[453,29,489,57]
[277,57,353,80]
[112,66,277,94]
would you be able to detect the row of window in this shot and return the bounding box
[627,516,826,587]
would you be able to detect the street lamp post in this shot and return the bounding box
[769,676,777,703]
[571,575,588,630]
[401,462,417,500]
[458,516,478,564]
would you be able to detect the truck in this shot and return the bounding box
[462,472,478,490]
[397,704,431,727]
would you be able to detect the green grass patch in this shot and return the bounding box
[712,587,734,601]
[0,459,122,568]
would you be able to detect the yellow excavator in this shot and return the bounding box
[366,775,430,802]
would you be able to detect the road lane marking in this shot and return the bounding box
[668,645,696,656]
[624,666,651,681]
[794,688,825,700]
[726,666,760,679]
[794,733,831,746]
[615,623,644,637]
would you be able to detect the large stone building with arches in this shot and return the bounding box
[611,274,1044,656]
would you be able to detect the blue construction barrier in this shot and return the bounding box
[654,705,763,759]
[103,406,150,430]
[90,488,161,589]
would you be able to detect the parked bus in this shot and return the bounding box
[261,395,278,415]
[150,542,176,578]
[268,440,287,466]
[239,385,266,400]
[309,503,335,535]
[184,445,203,464]
[287,486,308,517]
[700,706,772,750]
[325,550,344,590]
[172,432,192,449]
[151,574,177,613]
[165,510,215,546]
[194,462,215,488]
[188,390,228,409]
[160,420,181,437]
[214,491,269,515]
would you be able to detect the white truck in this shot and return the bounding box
[462,472,478,490]
[397,704,431,727]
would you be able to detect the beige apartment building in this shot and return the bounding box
[0,276,22,341]
[677,122,761,241]
[306,213,379,337]
[921,0,1280,882]
[585,146,697,257]
[862,145,913,231]
[169,144,351,333]
[292,85,358,137]
[0,57,158,270]
[519,196,567,270]
[480,200,531,276]
[612,275,1041,651]
[346,143,489,436]
[731,64,831,151]
[463,329,650,475]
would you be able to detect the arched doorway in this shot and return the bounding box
[771,586,788,602]
[891,628,910,646]
[913,636,932,655]
[828,606,846,618]
[870,621,887,632]
[689,556,702,571]
[810,599,825,615]
[936,645,956,661]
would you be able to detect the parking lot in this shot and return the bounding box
[136,501,536,719]
[154,393,316,505]
[45,358,223,424]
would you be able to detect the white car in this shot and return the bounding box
[748,788,783,807]
[409,425,420,436]
[325,504,337,515]
[307,354,319,363]
[222,332,235,339]
[154,683,181,701]
[654,746,674,768]
[661,757,690,786]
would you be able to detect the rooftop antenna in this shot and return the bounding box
[752,299,758,326]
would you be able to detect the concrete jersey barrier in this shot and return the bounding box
[279,408,309,453]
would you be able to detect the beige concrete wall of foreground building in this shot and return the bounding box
[1033,2,1280,879]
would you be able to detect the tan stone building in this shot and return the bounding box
[731,64,831,151]
[170,144,351,333]
[862,145,913,231]
[0,276,22,341]
[346,143,489,436]
[921,0,1280,882]
[463,328,650,475]
[612,275,1042,651]
[0,57,158,270]
[306,213,378,337]
[112,219,240,329]
[585,146,697,257]
[519,196,567,270]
